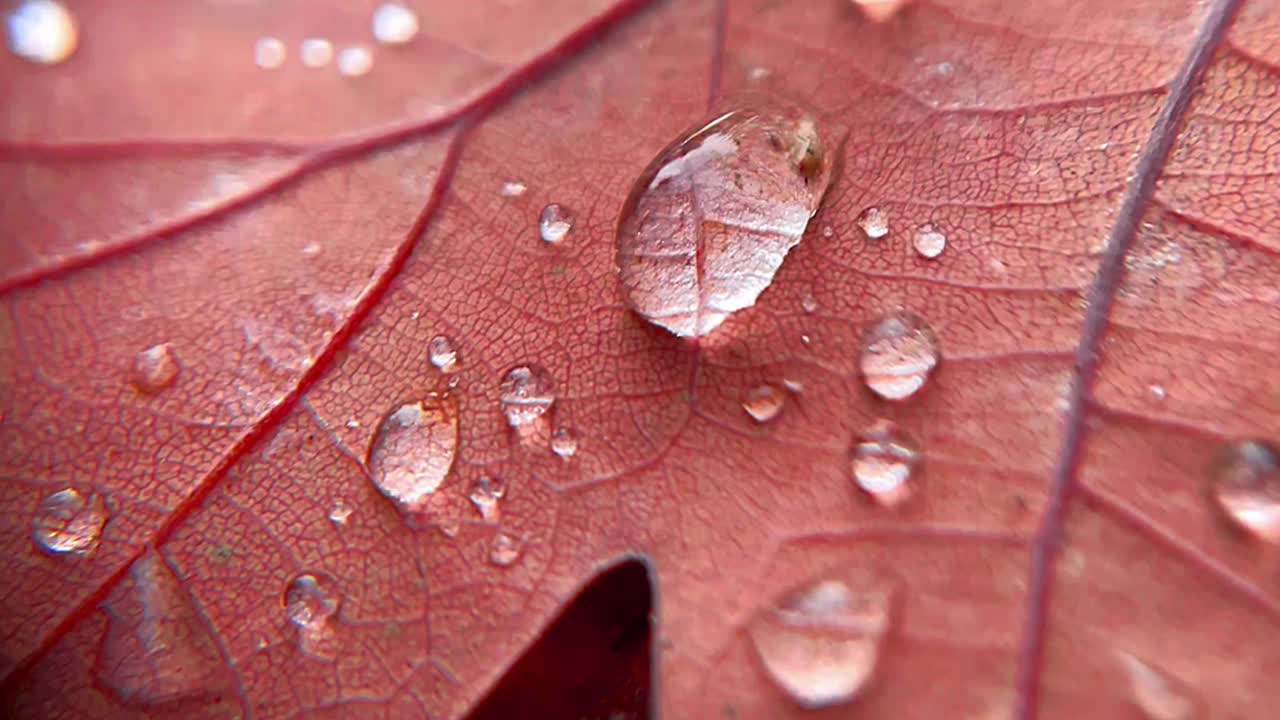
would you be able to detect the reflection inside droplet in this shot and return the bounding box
[852,419,919,507]
[31,488,108,557]
[1210,439,1280,542]
[859,312,940,400]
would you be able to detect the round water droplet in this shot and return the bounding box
[6,0,77,65]
[32,488,108,557]
[489,532,522,566]
[300,38,333,68]
[336,45,373,77]
[284,573,342,660]
[750,576,894,708]
[499,365,556,428]
[912,224,946,259]
[743,384,786,423]
[616,104,836,337]
[130,343,180,394]
[366,394,458,514]
[1118,653,1197,720]
[254,36,286,69]
[1210,440,1280,542]
[856,206,889,239]
[428,335,459,373]
[328,499,352,525]
[501,180,527,197]
[550,427,578,459]
[860,312,940,400]
[801,292,818,314]
[852,419,919,507]
[468,476,505,522]
[371,2,419,45]
[538,203,573,243]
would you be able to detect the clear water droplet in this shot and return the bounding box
[750,575,895,708]
[853,0,912,23]
[502,180,527,197]
[783,378,804,393]
[31,488,108,557]
[1118,653,1198,720]
[1149,384,1168,400]
[1210,440,1280,542]
[254,36,286,69]
[550,427,579,459]
[499,365,556,428]
[6,0,77,65]
[801,292,818,314]
[328,499,352,525]
[130,343,181,394]
[300,38,333,68]
[371,2,419,45]
[489,532,522,566]
[616,104,836,337]
[366,394,458,514]
[743,384,786,423]
[428,335,459,373]
[468,476,505,522]
[856,207,889,239]
[336,45,373,77]
[539,203,574,243]
[852,419,919,507]
[284,573,342,661]
[860,312,940,400]
[821,225,834,238]
[912,223,947,259]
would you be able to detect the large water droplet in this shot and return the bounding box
[367,394,458,514]
[428,334,459,373]
[750,575,895,709]
[131,343,180,394]
[254,36,286,69]
[743,383,786,423]
[300,38,333,68]
[616,104,836,337]
[1210,440,1280,542]
[490,532,522,566]
[499,365,556,428]
[284,573,343,661]
[31,488,108,557]
[336,45,373,77]
[550,427,579,459]
[468,476,506,522]
[539,203,574,243]
[1118,653,1197,720]
[856,207,888,239]
[6,0,77,65]
[852,420,919,507]
[912,223,947,259]
[860,312,940,400]
[371,2,419,45]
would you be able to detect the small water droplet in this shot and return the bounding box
[860,312,940,400]
[856,207,889,239]
[302,241,322,257]
[852,0,912,23]
[367,394,458,514]
[130,343,181,394]
[1149,384,1167,400]
[743,384,786,423]
[254,36,286,69]
[6,0,77,65]
[371,2,419,45]
[801,292,818,314]
[284,573,342,660]
[499,365,556,428]
[336,45,373,77]
[783,378,804,393]
[748,66,770,81]
[1210,440,1280,542]
[300,38,333,68]
[31,488,108,557]
[501,180,527,197]
[821,225,834,238]
[539,203,573,243]
[468,476,505,522]
[328,499,352,525]
[852,419,919,507]
[489,532,522,566]
[912,224,947,259]
[1118,653,1197,720]
[428,335,459,373]
[750,575,894,708]
[551,427,579,459]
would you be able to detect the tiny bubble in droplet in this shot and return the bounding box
[6,0,77,65]
[336,45,373,77]
[371,2,419,45]
[912,223,946,259]
[856,207,889,239]
[539,203,574,243]
[300,38,333,68]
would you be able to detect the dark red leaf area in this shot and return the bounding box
[2,0,1280,718]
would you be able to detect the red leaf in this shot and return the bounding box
[3,0,1280,718]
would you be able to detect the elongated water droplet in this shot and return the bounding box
[490,532,522,566]
[852,420,918,507]
[912,224,946,259]
[743,384,786,423]
[860,312,939,400]
[254,36,286,69]
[499,365,556,428]
[1118,653,1197,720]
[616,104,836,337]
[328,499,352,525]
[502,180,527,197]
[32,488,107,557]
[539,203,573,243]
[336,45,373,77]
[468,476,505,522]
[856,206,889,239]
[750,575,895,708]
[6,0,77,65]
[300,38,333,68]
[1210,440,1280,542]
[367,394,458,514]
[428,335,459,373]
[130,343,180,394]
[371,2,419,45]
[550,427,579,459]
[284,573,343,661]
